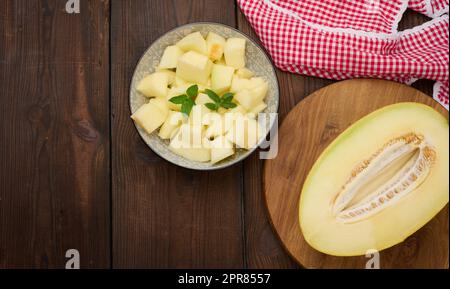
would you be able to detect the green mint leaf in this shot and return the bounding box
[220,102,237,109]
[205,103,219,111]
[186,85,199,98]
[181,99,195,116]
[221,92,234,103]
[170,94,187,104]
[205,89,221,104]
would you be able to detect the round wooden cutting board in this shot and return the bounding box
[264,79,449,269]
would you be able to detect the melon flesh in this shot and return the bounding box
[299,103,449,256]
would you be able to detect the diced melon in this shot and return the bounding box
[206,32,226,61]
[166,86,188,111]
[189,104,211,127]
[176,51,213,85]
[224,38,246,69]
[230,75,251,93]
[131,102,168,134]
[177,124,204,148]
[250,81,268,102]
[158,111,185,139]
[195,93,212,106]
[158,45,184,69]
[202,112,222,126]
[299,103,449,256]
[236,67,254,79]
[234,89,259,111]
[175,76,191,87]
[157,69,176,86]
[211,64,235,94]
[149,97,169,116]
[176,32,207,55]
[136,72,169,98]
[229,105,247,115]
[204,113,234,139]
[169,124,210,162]
[216,57,226,65]
[226,116,262,149]
[232,77,268,109]
[250,102,267,115]
[210,135,235,164]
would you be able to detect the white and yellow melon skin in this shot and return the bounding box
[299,103,449,256]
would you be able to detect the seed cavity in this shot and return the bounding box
[331,133,436,223]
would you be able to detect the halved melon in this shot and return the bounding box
[299,103,449,256]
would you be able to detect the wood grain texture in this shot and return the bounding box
[237,10,301,269]
[0,0,440,269]
[0,0,110,268]
[111,0,244,268]
[264,79,449,269]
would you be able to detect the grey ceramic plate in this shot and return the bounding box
[130,22,279,170]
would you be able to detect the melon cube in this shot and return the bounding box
[204,113,234,139]
[149,97,169,116]
[210,136,235,164]
[230,75,251,93]
[250,102,267,115]
[136,72,169,98]
[176,51,213,85]
[211,64,235,94]
[229,105,247,115]
[202,112,222,126]
[234,89,260,111]
[176,32,207,55]
[195,93,212,106]
[248,77,266,89]
[158,111,185,139]
[166,86,188,111]
[175,76,191,87]
[224,38,246,69]
[216,57,226,65]
[131,102,168,134]
[206,32,226,61]
[156,69,176,86]
[189,104,211,127]
[236,67,254,79]
[169,136,211,162]
[169,124,211,162]
[226,116,262,149]
[250,81,268,102]
[158,45,184,69]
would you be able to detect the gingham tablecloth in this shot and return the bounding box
[238,0,449,109]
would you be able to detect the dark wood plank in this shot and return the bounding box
[111,0,243,268]
[0,0,110,268]
[237,5,437,268]
[237,10,305,269]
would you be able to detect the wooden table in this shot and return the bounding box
[0,0,435,268]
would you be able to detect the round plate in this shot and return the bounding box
[130,22,279,170]
[264,79,449,269]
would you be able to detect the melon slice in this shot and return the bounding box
[299,103,449,256]
[206,32,226,61]
[176,32,207,55]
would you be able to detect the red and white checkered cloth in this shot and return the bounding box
[238,0,449,109]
